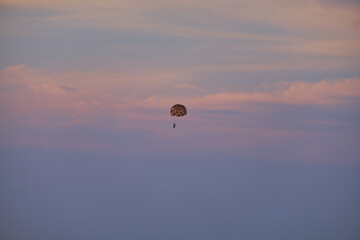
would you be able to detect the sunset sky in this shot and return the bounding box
[1,0,360,239]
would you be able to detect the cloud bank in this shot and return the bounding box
[1,65,359,162]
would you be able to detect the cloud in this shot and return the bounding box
[2,65,359,118]
[175,83,197,89]
[277,79,360,104]
[141,78,360,111]
[1,0,359,77]
[2,1,359,45]
[1,64,39,79]
[1,65,359,161]
[30,84,74,95]
[0,65,188,127]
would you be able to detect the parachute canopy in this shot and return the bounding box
[170,104,187,117]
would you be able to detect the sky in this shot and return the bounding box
[0,0,360,239]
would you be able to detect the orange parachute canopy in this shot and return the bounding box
[170,104,187,117]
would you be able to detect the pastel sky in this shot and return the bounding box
[1,0,360,239]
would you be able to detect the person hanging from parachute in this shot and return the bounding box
[170,104,187,128]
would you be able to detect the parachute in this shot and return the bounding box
[170,104,187,117]
[170,104,187,128]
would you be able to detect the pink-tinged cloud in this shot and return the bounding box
[2,65,359,130]
[2,65,359,115]
[141,78,360,111]
[1,65,40,81]
[1,65,359,162]
[176,83,197,89]
[278,79,360,104]
[0,65,188,128]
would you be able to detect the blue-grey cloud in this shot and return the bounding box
[59,86,74,91]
